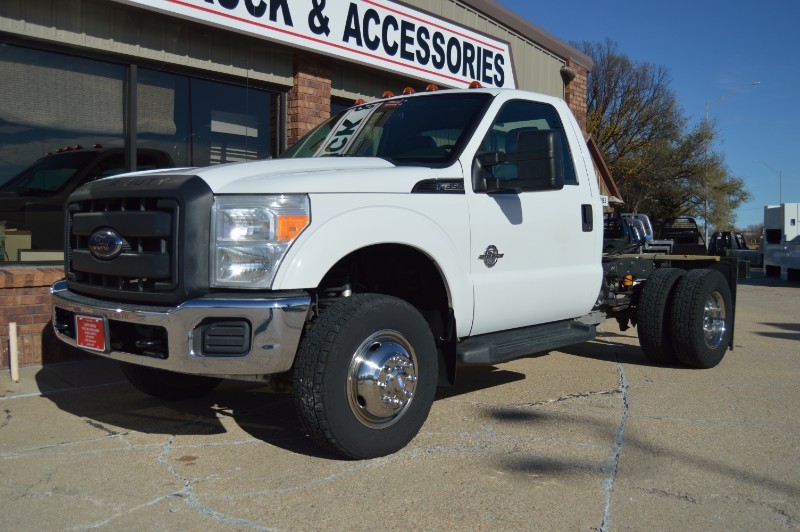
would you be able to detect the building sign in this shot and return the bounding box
[111,0,516,89]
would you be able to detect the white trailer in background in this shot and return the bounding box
[763,203,800,280]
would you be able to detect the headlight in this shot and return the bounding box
[211,195,310,288]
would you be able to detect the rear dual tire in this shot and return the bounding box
[670,269,732,368]
[637,268,684,364]
[637,268,732,369]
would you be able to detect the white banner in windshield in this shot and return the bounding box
[321,103,374,155]
[111,0,516,89]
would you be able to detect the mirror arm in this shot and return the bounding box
[478,152,505,167]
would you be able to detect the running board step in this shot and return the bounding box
[456,319,596,365]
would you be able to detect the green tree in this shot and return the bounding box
[579,39,750,233]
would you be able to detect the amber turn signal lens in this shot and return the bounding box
[276,215,309,241]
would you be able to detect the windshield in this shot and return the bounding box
[0,151,98,195]
[281,92,492,165]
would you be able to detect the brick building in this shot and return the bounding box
[0,0,607,368]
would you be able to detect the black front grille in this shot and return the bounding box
[68,197,179,293]
[64,174,213,305]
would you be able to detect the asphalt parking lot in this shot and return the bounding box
[1,270,798,531]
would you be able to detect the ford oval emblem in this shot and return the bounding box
[88,229,125,260]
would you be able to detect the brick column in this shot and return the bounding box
[0,267,85,368]
[287,55,332,147]
[563,60,588,135]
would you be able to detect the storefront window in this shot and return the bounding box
[136,70,191,167]
[0,45,125,259]
[191,78,272,165]
[0,45,277,262]
[331,99,353,115]
[137,71,272,167]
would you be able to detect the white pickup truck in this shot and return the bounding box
[51,87,737,458]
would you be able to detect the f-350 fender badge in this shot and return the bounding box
[478,245,504,268]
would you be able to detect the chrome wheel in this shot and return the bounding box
[670,268,733,369]
[347,329,418,429]
[703,291,727,349]
[293,294,437,458]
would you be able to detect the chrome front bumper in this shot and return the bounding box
[51,280,310,377]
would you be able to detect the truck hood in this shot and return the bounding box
[124,158,449,194]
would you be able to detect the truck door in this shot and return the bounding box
[467,99,601,335]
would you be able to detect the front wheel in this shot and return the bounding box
[670,269,733,368]
[293,294,437,459]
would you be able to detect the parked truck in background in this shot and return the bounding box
[621,213,675,254]
[659,216,706,255]
[708,230,760,272]
[51,87,737,459]
[0,146,172,252]
[763,203,800,280]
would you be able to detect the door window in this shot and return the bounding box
[479,100,577,186]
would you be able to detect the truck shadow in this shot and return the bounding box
[34,365,337,458]
[35,330,690,464]
[435,364,527,400]
[480,404,800,501]
[558,339,681,368]
[36,360,528,459]
[754,321,800,340]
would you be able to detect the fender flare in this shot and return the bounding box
[273,203,474,337]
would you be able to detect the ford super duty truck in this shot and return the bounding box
[51,87,737,458]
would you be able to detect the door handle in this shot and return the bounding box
[581,204,593,232]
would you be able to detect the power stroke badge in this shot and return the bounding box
[478,245,504,268]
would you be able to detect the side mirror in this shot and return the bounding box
[515,130,565,190]
[472,130,565,193]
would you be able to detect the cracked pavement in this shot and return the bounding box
[1,270,798,531]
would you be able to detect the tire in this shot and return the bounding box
[293,294,437,459]
[637,267,685,364]
[120,362,222,400]
[670,269,733,368]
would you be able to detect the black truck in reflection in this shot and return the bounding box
[0,147,173,252]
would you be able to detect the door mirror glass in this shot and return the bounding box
[473,130,564,193]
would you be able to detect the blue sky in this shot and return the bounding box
[496,0,800,229]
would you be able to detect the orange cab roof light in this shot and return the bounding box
[468,81,483,89]
[425,84,439,91]
[382,91,395,98]
[354,98,366,105]
[402,87,415,94]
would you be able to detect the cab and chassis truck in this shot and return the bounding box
[51,88,737,459]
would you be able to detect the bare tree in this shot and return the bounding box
[579,39,750,232]
[742,223,763,247]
